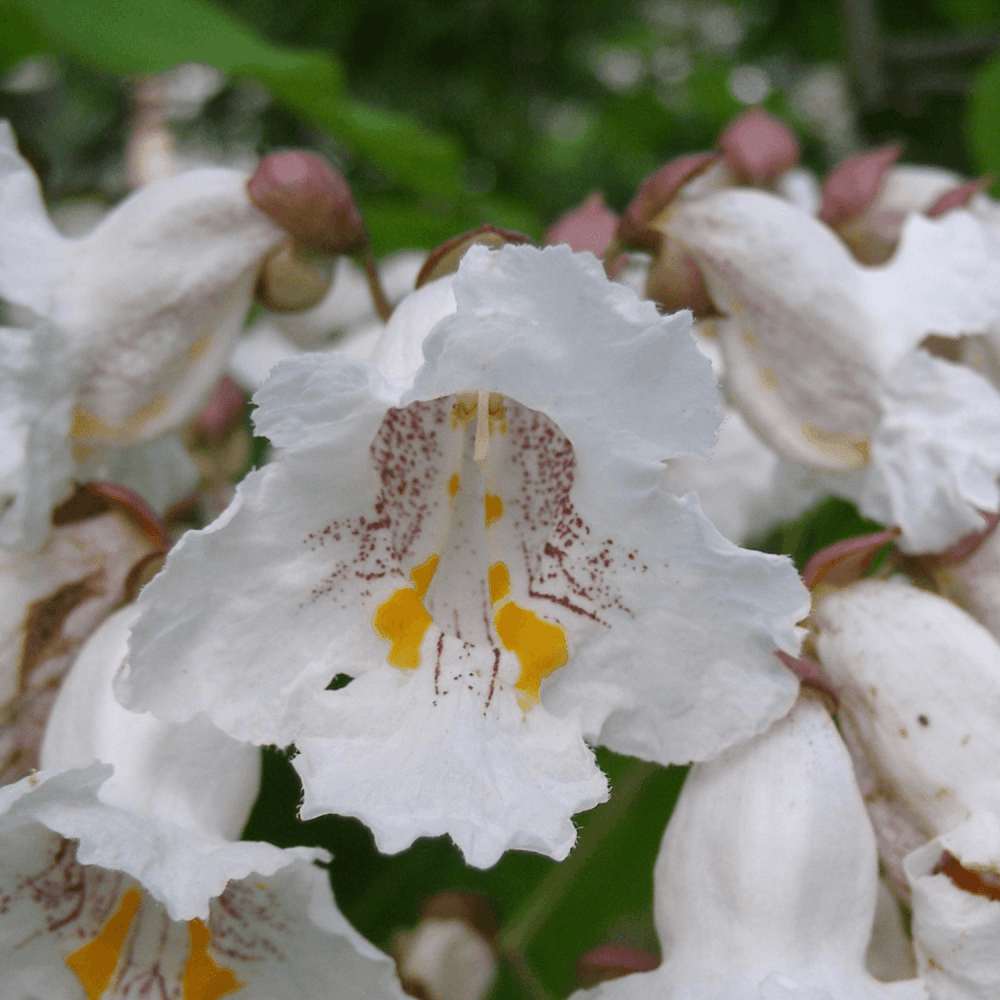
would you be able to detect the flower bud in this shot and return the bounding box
[255,237,335,312]
[392,893,498,1000]
[247,150,367,256]
[414,224,531,288]
[815,578,1000,839]
[616,153,718,253]
[545,192,619,258]
[716,107,800,187]
[924,176,992,218]
[819,146,903,230]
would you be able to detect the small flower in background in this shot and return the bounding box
[120,242,807,868]
[666,185,1000,552]
[0,122,372,551]
[572,694,925,999]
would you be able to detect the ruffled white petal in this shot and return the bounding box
[905,812,1000,1000]
[835,351,1000,552]
[0,790,405,1000]
[122,244,807,864]
[35,606,323,921]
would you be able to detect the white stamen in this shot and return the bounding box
[474,391,490,463]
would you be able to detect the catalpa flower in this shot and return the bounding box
[0,122,364,550]
[573,695,927,1000]
[121,244,808,868]
[667,188,1000,552]
[0,772,404,1000]
[0,601,406,999]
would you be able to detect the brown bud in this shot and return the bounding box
[924,176,992,218]
[617,153,718,252]
[247,151,367,256]
[415,224,532,288]
[255,238,334,313]
[420,892,498,943]
[717,108,799,186]
[644,238,715,318]
[819,145,903,229]
[545,192,619,258]
[576,944,660,987]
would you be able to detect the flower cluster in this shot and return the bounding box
[3,98,1000,1000]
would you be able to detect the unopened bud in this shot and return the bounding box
[415,224,531,288]
[617,153,718,252]
[643,237,714,317]
[392,893,498,1000]
[247,151,367,256]
[924,176,992,218]
[545,192,619,258]
[716,108,799,186]
[193,375,246,444]
[815,578,1000,838]
[576,944,660,987]
[819,146,903,229]
[255,238,335,313]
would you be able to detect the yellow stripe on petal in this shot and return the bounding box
[484,493,504,526]
[489,562,510,604]
[374,555,439,669]
[66,889,142,998]
[410,554,439,599]
[448,474,460,499]
[494,601,568,702]
[183,919,243,1000]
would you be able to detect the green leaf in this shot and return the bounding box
[968,50,1000,192]
[748,496,887,571]
[5,0,466,198]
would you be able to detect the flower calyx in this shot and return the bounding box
[716,106,800,187]
[414,224,532,288]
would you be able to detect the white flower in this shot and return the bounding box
[666,188,1000,552]
[572,696,927,1000]
[0,777,403,1000]
[0,120,288,550]
[120,243,808,868]
[0,603,407,998]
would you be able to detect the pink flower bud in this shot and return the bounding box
[193,375,246,444]
[924,176,992,218]
[247,151,367,256]
[801,529,899,590]
[545,192,619,258]
[716,108,799,186]
[576,944,660,987]
[819,146,903,229]
[617,153,718,251]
